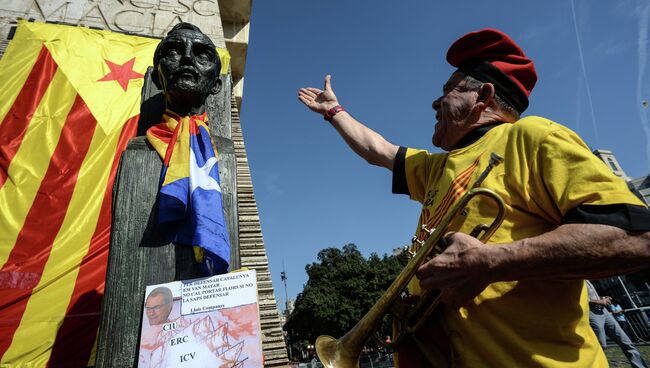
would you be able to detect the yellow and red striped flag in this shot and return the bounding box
[0,21,159,367]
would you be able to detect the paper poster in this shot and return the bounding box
[138,270,263,368]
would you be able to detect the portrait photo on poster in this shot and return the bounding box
[138,270,263,368]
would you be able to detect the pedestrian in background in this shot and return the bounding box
[587,280,648,368]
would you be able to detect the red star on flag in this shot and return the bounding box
[97,57,144,91]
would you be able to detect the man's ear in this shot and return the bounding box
[475,83,495,111]
[210,77,222,95]
[151,68,162,90]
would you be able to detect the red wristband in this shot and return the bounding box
[323,105,345,122]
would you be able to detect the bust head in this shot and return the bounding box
[152,23,222,116]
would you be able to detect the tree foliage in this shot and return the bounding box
[284,243,408,348]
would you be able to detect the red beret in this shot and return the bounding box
[447,28,537,113]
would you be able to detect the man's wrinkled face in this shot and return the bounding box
[431,71,479,151]
[145,294,172,326]
[155,28,219,100]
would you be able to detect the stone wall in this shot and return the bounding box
[0,0,225,46]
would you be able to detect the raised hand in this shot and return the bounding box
[600,296,613,306]
[298,75,340,116]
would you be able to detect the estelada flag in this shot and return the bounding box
[0,21,158,367]
[147,111,231,276]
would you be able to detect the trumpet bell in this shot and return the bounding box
[316,335,360,368]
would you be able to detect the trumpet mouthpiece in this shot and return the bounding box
[489,152,504,165]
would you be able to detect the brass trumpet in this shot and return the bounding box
[316,153,507,368]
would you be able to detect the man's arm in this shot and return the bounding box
[416,223,650,308]
[590,297,612,307]
[298,75,398,170]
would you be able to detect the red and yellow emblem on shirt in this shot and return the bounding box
[413,154,483,245]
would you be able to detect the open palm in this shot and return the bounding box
[298,75,339,115]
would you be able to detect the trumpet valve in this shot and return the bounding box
[402,245,415,258]
[421,225,435,236]
[411,236,424,246]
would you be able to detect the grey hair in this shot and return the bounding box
[148,287,173,305]
[463,75,520,120]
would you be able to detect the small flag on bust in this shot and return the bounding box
[147,110,230,276]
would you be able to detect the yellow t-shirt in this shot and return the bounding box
[399,116,645,367]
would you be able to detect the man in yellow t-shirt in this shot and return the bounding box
[298,28,650,367]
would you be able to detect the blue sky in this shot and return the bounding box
[239,0,650,313]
